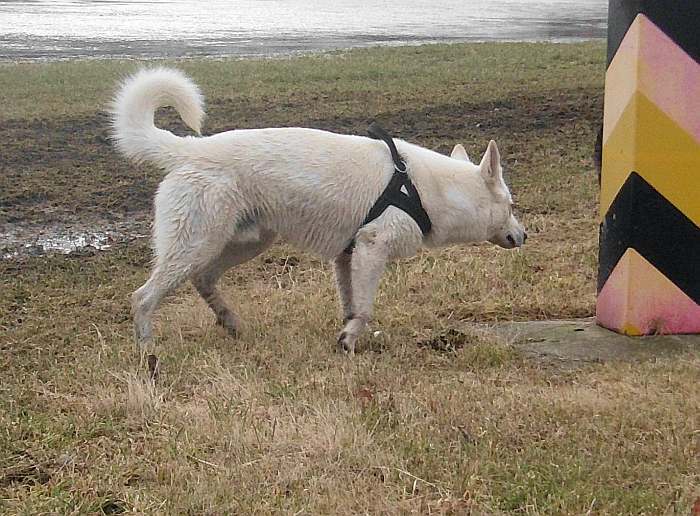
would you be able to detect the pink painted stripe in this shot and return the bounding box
[597,249,700,335]
[637,15,700,142]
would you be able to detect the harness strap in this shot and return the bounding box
[367,122,406,172]
[344,123,432,254]
[361,171,432,234]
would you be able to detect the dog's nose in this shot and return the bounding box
[507,234,515,247]
[523,231,528,242]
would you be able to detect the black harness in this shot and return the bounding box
[344,122,432,254]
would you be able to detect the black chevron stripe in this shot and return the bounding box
[598,172,700,304]
[607,0,700,67]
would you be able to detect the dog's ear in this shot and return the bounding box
[450,143,471,162]
[479,140,502,184]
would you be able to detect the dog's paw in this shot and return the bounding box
[216,313,239,338]
[220,324,239,338]
[336,332,356,356]
[147,353,160,382]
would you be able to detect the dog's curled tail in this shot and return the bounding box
[110,67,205,165]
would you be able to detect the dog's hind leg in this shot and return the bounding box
[191,229,275,336]
[333,252,353,323]
[133,234,232,351]
[191,262,238,336]
[132,260,192,351]
[132,181,234,351]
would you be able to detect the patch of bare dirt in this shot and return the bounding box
[0,86,601,257]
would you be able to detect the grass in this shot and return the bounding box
[1,42,699,514]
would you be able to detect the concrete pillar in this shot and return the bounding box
[597,0,700,334]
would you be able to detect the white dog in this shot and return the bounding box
[111,68,526,354]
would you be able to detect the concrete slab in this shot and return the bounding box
[489,319,700,365]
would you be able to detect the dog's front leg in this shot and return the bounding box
[337,228,389,355]
[333,252,353,323]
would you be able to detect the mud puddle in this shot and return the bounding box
[1,218,149,259]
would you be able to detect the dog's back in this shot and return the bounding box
[112,69,393,256]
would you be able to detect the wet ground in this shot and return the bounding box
[0,219,148,259]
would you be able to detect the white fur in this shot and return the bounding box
[111,67,525,354]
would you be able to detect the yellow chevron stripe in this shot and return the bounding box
[600,91,700,223]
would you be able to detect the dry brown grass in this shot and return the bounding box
[1,42,699,514]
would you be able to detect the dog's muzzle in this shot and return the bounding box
[492,228,526,249]
[506,230,527,248]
